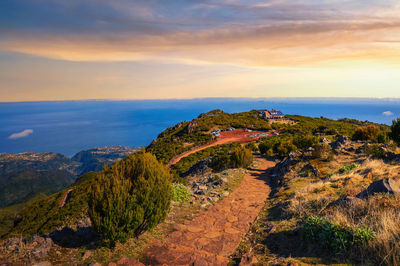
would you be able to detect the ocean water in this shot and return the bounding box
[1,98,399,156]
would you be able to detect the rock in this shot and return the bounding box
[4,237,21,251]
[330,135,350,150]
[306,147,314,152]
[357,178,400,198]
[198,185,207,191]
[222,191,230,197]
[272,151,302,179]
[183,157,212,177]
[355,146,365,154]
[221,177,228,184]
[300,163,320,177]
[341,196,364,206]
[320,138,331,145]
[82,250,92,261]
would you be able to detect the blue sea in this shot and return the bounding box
[1,98,399,157]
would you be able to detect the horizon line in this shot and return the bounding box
[2,96,400,104]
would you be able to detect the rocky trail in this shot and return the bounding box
[146,156,274,265]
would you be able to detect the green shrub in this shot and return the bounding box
[377,132,389,144]
[210,153,232,172]
[89,152,172,246]
[365,144,387,159]
[245,142,258,152]
[231,147,253,169]
[209,146,253,172]
[293,134,318,150]
[389,118,400,144]
[171,183,192,202]
[352,125,381,142]
[338,163,359,174]
[304,216,374,253]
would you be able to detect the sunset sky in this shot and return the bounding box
[1,0,400,101]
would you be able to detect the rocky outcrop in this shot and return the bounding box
[300,163,320,177]
[48,217,96,248]
[330,135,350,150]
[1,235,53,260]
[272,151,303,180]
[183,157,212,177]
[356,178,400,199]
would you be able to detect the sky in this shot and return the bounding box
[1,0,400,102]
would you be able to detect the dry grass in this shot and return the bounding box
[328,196,400,265]
[283,156,400,265]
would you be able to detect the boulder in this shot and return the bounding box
[183,157,212,177]
[272,151,302,179]
[320,137,331,145]
[356,178,400,198]
[340,196,364,206]
[330,135,350,150]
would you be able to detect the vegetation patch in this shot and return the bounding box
[89,152,172,246]
[171,184,191,203]
[303,216,374,253]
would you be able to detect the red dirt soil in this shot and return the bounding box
[167,129,272,167]
[145,156,274,265]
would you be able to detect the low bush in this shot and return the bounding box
[171,183,192,203]
[304,216,374,253]
[245,142,258,152]
[210,146,254,172]
[338,163,359,174]
[365,144,387,159]
[352,125,381,142]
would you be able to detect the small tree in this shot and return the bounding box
[89,152,172,246]
[390,118,400,144]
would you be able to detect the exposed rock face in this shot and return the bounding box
[183,157,212,177]
[2,235,53,260]
[357,178,400,198]
[330,135,350,150]
[272,151,303,180]
[48,217,96,248]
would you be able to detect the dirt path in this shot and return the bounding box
[168,129,272,167]
[58,189,73,209]
[146,156,274,265]
[167,137,242,167]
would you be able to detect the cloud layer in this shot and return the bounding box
[1,0,400,66]
[8,129,33,139]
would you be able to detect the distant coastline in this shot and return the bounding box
[1,98,399,156]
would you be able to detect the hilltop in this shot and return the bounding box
[1,109,399,265]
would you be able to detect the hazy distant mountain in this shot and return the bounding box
[0,169,75,208]
[0,146,140,208]
[71,146,141,175]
